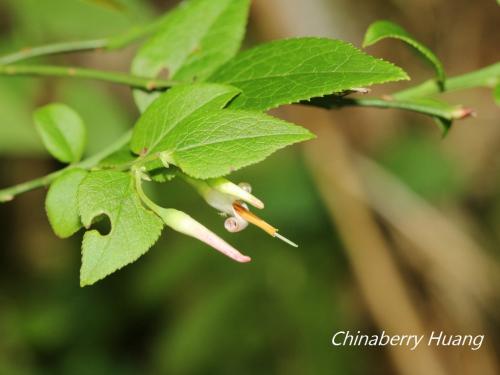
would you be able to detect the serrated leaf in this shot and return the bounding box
[209,37,408,111]
[132,0,250,111]
[160,110,315,179]
[130,83,240,155]
[34,103,87,163]
[46,169,88,238]
[78,171,163,286]
[494,84,500,106]
[363,20,445,85]
[130,83,313,178]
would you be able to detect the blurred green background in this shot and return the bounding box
[0,1,499,374]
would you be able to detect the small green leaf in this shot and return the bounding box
[78,171,163,286]
[130,83,240,156]
[159,110,315,179]
[210,37,408,111]
[34,103,87,163]
[132,0,250,111]
[494,84,500,106]
[363,20,445,85]
[46,169,88,238]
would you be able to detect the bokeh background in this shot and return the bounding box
[0,0,499,374]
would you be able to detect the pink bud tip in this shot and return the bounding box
[453,107,476,120]
[160,208,252,263]
[191,220,252,263]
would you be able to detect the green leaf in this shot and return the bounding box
[209,37,408,111]
[78,171,163,286]
[132,0,250,111]
[159,110,315,179]
[363,20,445,85]
[45,169,88,238]
[34,103,87,163]
[494,84,500,106]
[130,83,313,178]
[130,83,240,155]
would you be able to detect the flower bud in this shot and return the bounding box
[158,208,251,263]
[208,177,264,209]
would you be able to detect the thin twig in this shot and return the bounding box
[393,62,500,100]
[0,14,169,65]
[0,130,132,202]
[323,97,471,120]
[0,39,108,65]
[0,64,178,91]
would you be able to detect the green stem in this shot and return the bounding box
[1,57,497,202]
[332,98,465,120]
[0,39,108,65]
[133,168,163,216]
[0,14,169,64]
[0,6,175,65]
[0,64,178,91]
[0,130,132,203]
[393,62,500,100]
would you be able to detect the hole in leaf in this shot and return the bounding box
[89,214,112,236]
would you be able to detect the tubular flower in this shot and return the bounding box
[183,176,298,247]
[158,208,251,263]
[134,168,251,263]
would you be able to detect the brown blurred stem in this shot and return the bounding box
[296,109,449,375]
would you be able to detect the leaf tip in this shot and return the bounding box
[79,274,92,287]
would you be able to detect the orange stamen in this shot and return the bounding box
[232,202,276,236]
